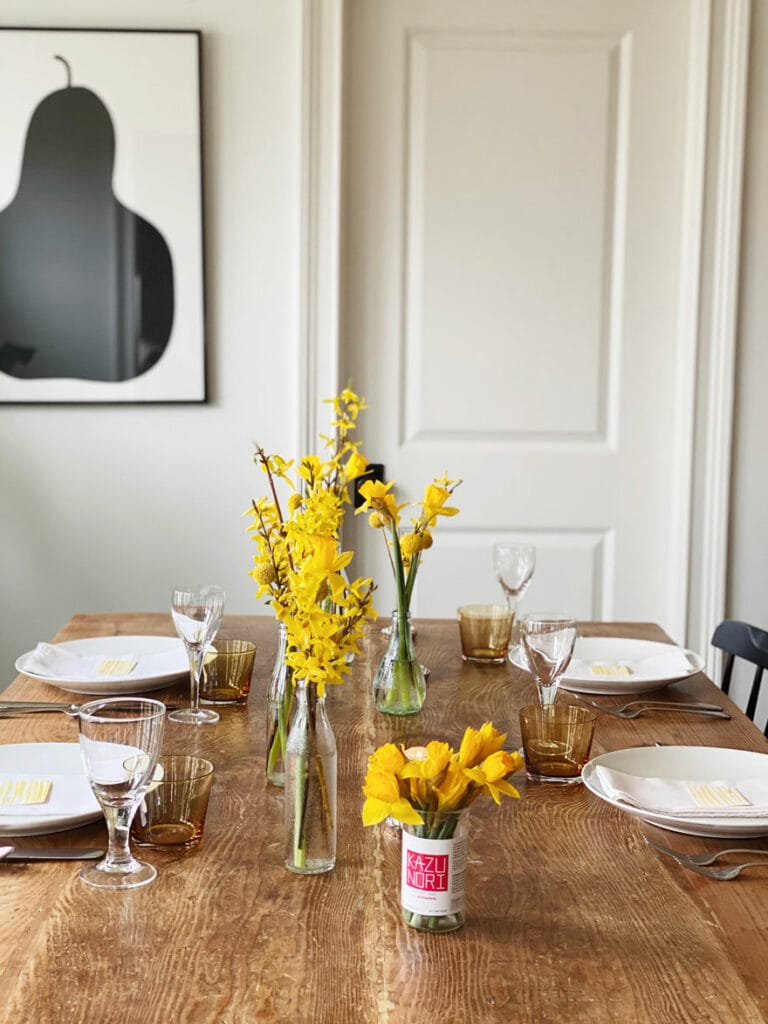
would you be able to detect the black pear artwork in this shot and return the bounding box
[0,56,174,381]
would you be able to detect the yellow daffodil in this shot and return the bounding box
[431,761,471,812]
[362,769,424,826]
[367,742,407,775]
[362,722,522,828]
[457,722,507,768]
[355,479,403,527]
[464,750,524,804]
[344,450,369,482]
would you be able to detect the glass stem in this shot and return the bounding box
[188,646,203,712]
[538,680,559,707]
[102,805,134,869]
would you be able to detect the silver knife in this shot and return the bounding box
[0,845,103,861]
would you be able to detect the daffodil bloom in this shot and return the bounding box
[367,742,408,776]
[400,740,453,807]
[362,769,425,826]
[431,761,472,812]
[344,450,369,482]
[464,750,523,804]
[457,721,507,768]
[362,722,522,831]
[355,479,403,527]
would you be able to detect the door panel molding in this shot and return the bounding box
[403,30,631,447]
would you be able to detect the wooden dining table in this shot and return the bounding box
[1,613,768,1024]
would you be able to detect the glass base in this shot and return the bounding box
[525,769,583,785]
[402,908,464,932]
[80,857,157,890]
[284,857,336,875]
[168,707,220,725]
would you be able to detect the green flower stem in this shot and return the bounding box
[266,672,294,779]
[290,685,333,870]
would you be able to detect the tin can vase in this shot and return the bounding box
[400,808,468,932]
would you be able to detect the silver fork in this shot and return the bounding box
[584,699,730,720]
[677,860,768,880]
[603,698,724,714]
[645,835,768,866]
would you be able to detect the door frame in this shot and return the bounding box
[296,0,750,670]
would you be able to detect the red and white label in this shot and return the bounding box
[400,832,466,917]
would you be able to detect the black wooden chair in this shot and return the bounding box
[711,619,768,735]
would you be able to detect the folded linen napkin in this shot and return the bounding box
[0,773,97,816]
[23,641,185,680]
[596,765,768,818]
[568,648,693,679]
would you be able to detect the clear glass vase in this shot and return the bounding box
[284,680,337,874]
[373,611,426,715]
[400,808,468,932]
[266,624,294,787]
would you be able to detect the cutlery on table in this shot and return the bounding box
[584,698,730,720]
[0,846,104,861]
[645,835,768,865]
[645,836,768,880]
[0,700,179,717]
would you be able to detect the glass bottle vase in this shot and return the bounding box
[400,808,469,932]
[284,680,337,874]
[373,611,426,715]
[266,623,294,787]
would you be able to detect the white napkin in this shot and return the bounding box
[568,648,693,680]
[596,765,768,818]
[23,641,185,680]
[0,773,98,817]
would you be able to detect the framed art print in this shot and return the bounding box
[0,28,206,403]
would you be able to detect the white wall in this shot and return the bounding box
[0,1,304,679]
[726,0,768,722]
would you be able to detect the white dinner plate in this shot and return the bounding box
[15,636,188,695]
[0,743,101,836]
[583,746,768,838]
[559,637,704,695]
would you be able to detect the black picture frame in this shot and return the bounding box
[0,27,206,404]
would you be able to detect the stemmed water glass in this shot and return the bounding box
[520,613,577,707]
[78,696,165,889]
[493,542,536,609]
[169,584,226,725]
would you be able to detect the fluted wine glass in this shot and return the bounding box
[78,696,165,889]
[520,613,577,707]
[169,584,226,725]
[493,542,536,608]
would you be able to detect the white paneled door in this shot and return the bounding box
[337,0,709,637]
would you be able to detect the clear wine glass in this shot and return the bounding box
[78,696,165,890]
[520,613,577,707]
[169,584,226,725]
[493,542,536,608]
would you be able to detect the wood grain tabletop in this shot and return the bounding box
[0,613,767,1024]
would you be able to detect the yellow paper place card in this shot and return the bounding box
[687,783,750,808]
[590,663,632,677]
[0,778,52,806]
[95,658,138,676]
